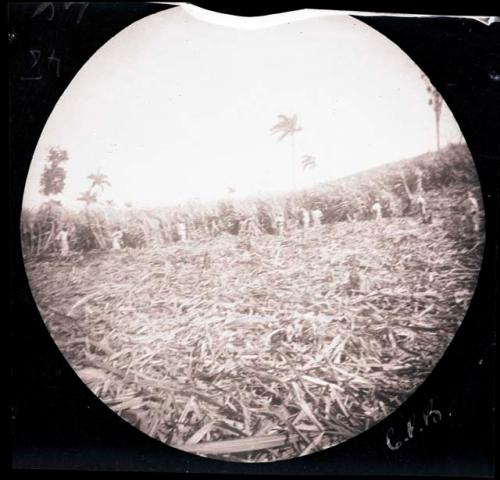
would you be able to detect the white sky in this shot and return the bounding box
[22,7,464,209]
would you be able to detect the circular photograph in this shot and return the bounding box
[21,7,484,463]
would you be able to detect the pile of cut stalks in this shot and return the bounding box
[25,187,483,462]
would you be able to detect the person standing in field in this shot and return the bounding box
[176,220,187,242]
[111,228,124,250]
[301,208,311,229]
[416,194,432,224]
[371,200,382,220]
[275,210,285,235]
[414,167,424,194]
[208,214,220,238]
[56,225,70,258]
[311,207,323,227]
[465,190,480,233]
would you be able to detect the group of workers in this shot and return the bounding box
[54,185,481,257]
[55,226,125,257]
[274,207,324,236]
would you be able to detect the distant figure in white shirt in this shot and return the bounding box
[275,210,285,235]
[56,225,70,257]
[111,228,124,250]
[371,200,382,220]
[311,207,323,227]
[176,221,187,242]
[208,214,220,237]
[301,208,311,229]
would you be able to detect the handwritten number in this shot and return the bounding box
[29,49,42,68]
[32,2,55,21]
[64,2,89,24]
[48,49,61,77]
[21,50,43,80]
[21,49,61,81]
[33,1,89,24]
[76,2,89,24]
[28,1,88,81]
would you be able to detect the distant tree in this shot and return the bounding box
[40,147,69,197]
[77,186,106,248]
[302,155,316,170]
[87,171,111,193]
[77,190,98,207]
[271,114,302,190]
[422,75,443,151]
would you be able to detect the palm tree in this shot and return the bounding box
[77,190,98,207]
[302,155,316,170]
[270,114,302,190]
[422,75,443,152]
[87,171,111,193]
[77,189,107,249]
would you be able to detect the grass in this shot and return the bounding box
[24,184,483,462]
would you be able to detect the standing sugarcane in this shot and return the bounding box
[77,190,107,249]
[78,170,113,249]
[270,114,302,190]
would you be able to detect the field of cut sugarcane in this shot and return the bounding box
[24,182,483,462]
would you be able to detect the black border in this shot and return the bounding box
[8,2,498,476]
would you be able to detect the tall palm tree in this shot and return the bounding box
[270,114,302,190]
[87,171,111,193]
[421,75,443,152]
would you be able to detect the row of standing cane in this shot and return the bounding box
[54,191,480,256]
